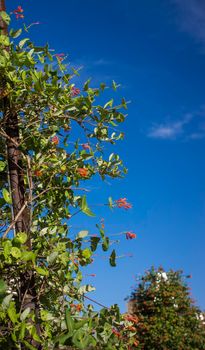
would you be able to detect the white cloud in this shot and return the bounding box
[148,114,192,140]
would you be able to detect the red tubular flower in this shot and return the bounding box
[13,6,24,19]
[71,86,80,96]
[126,232,136,240]
[82,143,90,150]
[55,53,65,61]
[115,198,132,209]
[70,304,82,312]
[77,168,88,177]
[112,328,121,338]
[51,135,59,145]
[125,314,139,324]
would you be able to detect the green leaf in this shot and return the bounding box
[0,11,10,25]
[81,195,95,217]
[109,249,116,267]
[21,251,36,263]
[77,230,88,238]
[19,321,26,340]
[82,248,92,259]
[65,309,74,333]
[102,237,109,251]
[72,329,90,350]
[0,161,6,172]
[3,240,12,259]
[14,232,27,244]
[90,236,100,252]
[54,332,72,345]
[8,301,18,324]
[35,267,49,276]
[47,251,58,264]
[19,38,30,49]
[11,247,21,259]
[0,34,10,46]
[2,188,12,204]
[2,294,13,309]
[83,207,95,217]
[104,99,113,108]
[121,97,128,109]
[79,284,95,295]
[108,196,113,209]
[112,80,118,91]
[96,224,105,239]
[20,307,31,321]
[74,319,88,330]
[23,341,37,350]
[10,28,22,39]
[29,325,41,342]
[83,79,91,91]
[0,279,7,295]
[100,82,106,91]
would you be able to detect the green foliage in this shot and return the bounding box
[128,267,205,349]
[0,10,134,350]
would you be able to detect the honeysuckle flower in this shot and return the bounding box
[126,232,136,240]
[82,143,90,150]
[71,86,80,96]
[115,198,132,209]
[124,314,139,324]
[51,135,59,145]
[13,6,24,19]
[112,328,121,338]
[55,53,65,61]
[77,168,88,177]
[70,304,82,312]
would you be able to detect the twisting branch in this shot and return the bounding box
[2,201,28,238]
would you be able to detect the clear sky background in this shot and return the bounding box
[9,0,205,312]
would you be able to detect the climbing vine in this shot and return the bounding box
[0,6,137,349]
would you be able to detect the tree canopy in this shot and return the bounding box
[127,267,205,350]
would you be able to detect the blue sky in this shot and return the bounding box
[9,0,205,312]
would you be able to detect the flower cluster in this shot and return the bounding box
[51,135,59,145]
[115,198,132,209]
[126,232,136,240]
[55,53,65,62]
[124,314,139,324]
[13,6,24,19]
[77,168,88,177]
[70,304,82,312]
[112,328,121,338]
[71,86,80,96]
